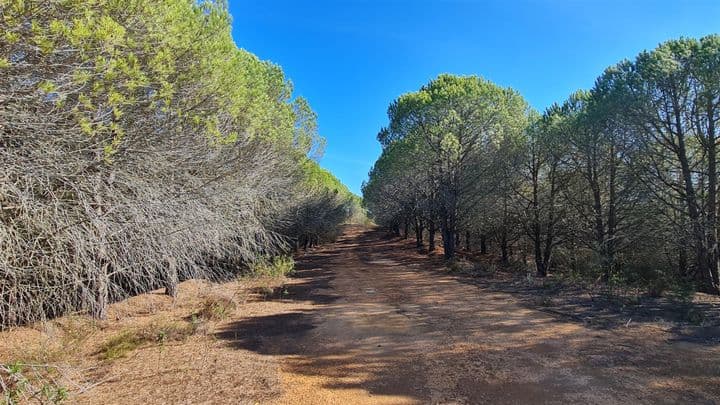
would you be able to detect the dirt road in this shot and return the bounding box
[217,227,720,404]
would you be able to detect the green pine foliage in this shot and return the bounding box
[365,37,720,295]
[0,0,355,326]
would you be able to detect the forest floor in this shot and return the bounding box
[2,226,720,404]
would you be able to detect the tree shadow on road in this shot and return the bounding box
[214,227,720,404]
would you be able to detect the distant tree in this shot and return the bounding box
[370,75,528,259]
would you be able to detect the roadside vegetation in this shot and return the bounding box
[364,35,720,297]
[0,0,361,329]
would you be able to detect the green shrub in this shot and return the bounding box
[446,259,472,273]
[251,256,295,278]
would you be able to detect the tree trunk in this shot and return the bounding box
[605,142,617,282]
[441,223,455,260]
[590,175,607,281]
[500,197,510,263]
[92,191,110,320]
[164,256,179,298]
[428,221,436,252]
[501,233,509,264]
[93,262,109,320]
[465,230,471,251]
[532,162,544,276]
[540,164,559,277]
[706,108,720,293]
[403,219,410,240]
[415,218,424,248]
[671,104,714,291]
[678,134,711,290]
[679,244,689,279]
[534,236,545,277]
[480,234,487,255]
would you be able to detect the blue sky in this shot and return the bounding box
[230,0,720,195]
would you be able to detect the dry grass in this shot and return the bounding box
[0,273,293,404]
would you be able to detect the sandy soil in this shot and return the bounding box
[2,226,719,404]
[248,227,720,404]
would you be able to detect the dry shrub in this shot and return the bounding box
[0,123,297,326]
[196,294,237,321]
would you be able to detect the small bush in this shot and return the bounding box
[684,308,705,325]
[251,256,295,278]
[197,295,237,321]
[647,278,668,298]
[257,286,276,300]
[670,281,696,303]
[100,321,195,360]
[532,296,554,307]
[625,294,642,307]
[446,259,473,273]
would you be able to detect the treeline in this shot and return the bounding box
[363,36,720,295]
[0,0,358,326]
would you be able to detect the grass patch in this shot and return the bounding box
[0,317,98,404]
[54,316,98,355]
[9,316,98,366]
[100,321,196,360]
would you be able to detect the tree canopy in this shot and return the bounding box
[365,36,720,295]
[0,0,361,326]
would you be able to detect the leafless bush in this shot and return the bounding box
[0,109,298,325]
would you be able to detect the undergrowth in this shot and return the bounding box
[0,362,68,404]
[100,321,197,360]
[196,294,238,321]
[250,256,295,278]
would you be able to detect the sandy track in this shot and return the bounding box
[217,226,720,404]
